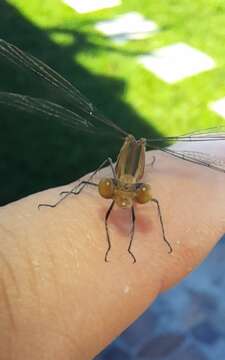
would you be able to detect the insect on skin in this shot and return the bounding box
[38,134,172,263]
[1,39,225,262]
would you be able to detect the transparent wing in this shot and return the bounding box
[159,147,225,173]
[147,128,225,146]
[1,38,225,173]
[0,92,97,133]
[0,39,127,136]
[172,126,225,137]
[0,39,93,114]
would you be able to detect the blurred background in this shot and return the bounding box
[0,0,225,359]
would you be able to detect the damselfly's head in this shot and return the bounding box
[98,178,152,208]
[98,177,133,208]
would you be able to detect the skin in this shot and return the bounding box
[0,140,225,360]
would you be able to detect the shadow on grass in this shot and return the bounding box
[0,1,163,205]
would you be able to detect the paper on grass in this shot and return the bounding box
[63,0,121,14]
[138,43,215,83]
[95,12,158,43]
[209,98,225,119]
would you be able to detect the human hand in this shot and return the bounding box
[0,140,224,360]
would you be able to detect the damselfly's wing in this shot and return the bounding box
[146,126,225,173]
[1,39,225,141]
[1,39,225,174]
[159,147,225,173]
[147,127,225,146]
[0,40,92,112]
[170,126,225,138]
[0,92,103,134]
[0,39,127,137]
[115,135,146,180]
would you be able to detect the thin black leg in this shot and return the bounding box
[151,198,173,254]
[104,200,115,262]
[38,157,115,209]
[108,158,116,179]
[60,181,97,196]
[38,181,97,209]
[128,206,136,263]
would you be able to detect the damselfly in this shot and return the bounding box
[0,39,225,262]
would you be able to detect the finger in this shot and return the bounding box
[0,140,224,359]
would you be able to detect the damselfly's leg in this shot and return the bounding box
[104,200,115,262]
[128,206,136,263]
[60,181,97,196]
[151,198,173,254]
[150,155,156,167]
[60,157,116,197]
[38,157,115,209]
[38,181,97,210]
[107,157,117,179]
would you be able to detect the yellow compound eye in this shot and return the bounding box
[135,183,151,204]
[98,178,114,199]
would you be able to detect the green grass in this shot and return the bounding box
[0,0,225,204]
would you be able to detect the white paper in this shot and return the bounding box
[138,43,215,83]
[209,97,225,119]
[95,12,158,43]
[63,0,121,14]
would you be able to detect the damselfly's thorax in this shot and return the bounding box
[98,135,152,208]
